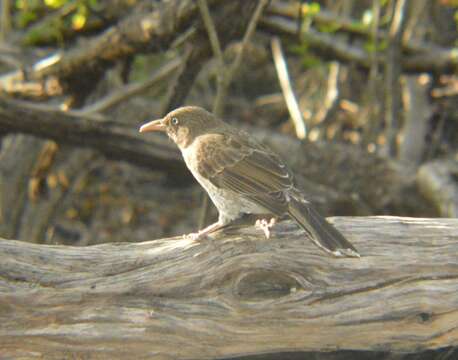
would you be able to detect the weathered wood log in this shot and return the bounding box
[1,216,457,359]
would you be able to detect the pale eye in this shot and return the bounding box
[171,117,179,125]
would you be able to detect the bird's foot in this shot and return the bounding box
[183,232,206,241]
[183,221,224,241]
[255,217,277,239]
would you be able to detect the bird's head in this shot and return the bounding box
[139,106,218,148]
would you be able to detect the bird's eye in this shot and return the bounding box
[171,117,179,125]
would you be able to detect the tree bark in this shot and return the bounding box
[1,216,457,359]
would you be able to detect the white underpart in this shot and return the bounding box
[181,144,266,226]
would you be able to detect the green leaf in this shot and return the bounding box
[302,2,320,17]
[72,4,88,30]
[44,0,67,9]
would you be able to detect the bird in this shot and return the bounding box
[139,106,359,258]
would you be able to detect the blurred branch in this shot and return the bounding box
[0,97,184,174]
[399,75,431,167]
[0,0,216,99]
[431,78,458,98]
[164,1,263,114]
[363,0,382,147]
[417,159,458,217]
[0,98,105,121]
[226,0,268,89]
[197,0,224,71]
[268,1,372,37]
[197,0,228,115]
[271,36,306,139]
[2,0,456,102]
[261,9,458,74]
[0,0,11,42]
[312,61,340,126]
[0,57,181,122]
[80,56,181,116]
[17,0,135,46]
[161,42,210,114]
[198,0,268,116]
[0,0,269,105]
[384,0,409,157]
[267,1,454,55]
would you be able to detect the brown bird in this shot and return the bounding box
[139,106,359,257]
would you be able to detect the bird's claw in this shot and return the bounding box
[255,218,276,239]
[183,232,208,241]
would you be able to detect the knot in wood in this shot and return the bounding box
[234,269,305,301]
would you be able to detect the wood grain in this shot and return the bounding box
[0,217,457,359]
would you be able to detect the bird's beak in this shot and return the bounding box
[139,119,166,133]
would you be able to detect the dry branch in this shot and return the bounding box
[79,57,181,116]
[3,0,456,102]
[384,0,409,157]
[399,75,431,166]
[198,0,268,116]
[0,97,182,174]
[0,216,457,359]
[260,14,458,74]
[271,36,306,139]
[266,1,458,72]
[0,0,219,98]
[1,0,265,104]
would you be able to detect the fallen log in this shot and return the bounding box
[0,216,457,359]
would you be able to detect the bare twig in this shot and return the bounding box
[80,57,181,115]
[2,98,105,121]
[431,79,458,98]
[0,56,179,122]
[261,14,458,74]
[313,61,340,125]
[384,0,409,157]
[399,75,431,167]
[213,0,269,116]
[225,0,268,88]
[0,0,11,42]
[197,0,225,69]
[271,36,306,139]
[363,0,381,147]
[198,0,268,116]
[197,0,226,116]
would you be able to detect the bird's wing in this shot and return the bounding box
[195,132,294,215]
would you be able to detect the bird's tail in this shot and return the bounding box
[288,197,359,258]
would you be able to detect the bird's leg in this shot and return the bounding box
[185,221,225,241]
[255,217,277,239]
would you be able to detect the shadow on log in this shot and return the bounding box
[1,216,457,359]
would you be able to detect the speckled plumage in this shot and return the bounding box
[182,137,268,225]
[139,106,359,257]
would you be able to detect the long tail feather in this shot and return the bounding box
[288,198,359,257]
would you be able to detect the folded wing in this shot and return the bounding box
[195,132,293,215]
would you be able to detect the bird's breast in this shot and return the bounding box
[180,144,266,224]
